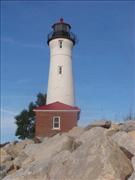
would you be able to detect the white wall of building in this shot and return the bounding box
[46,38,75,106]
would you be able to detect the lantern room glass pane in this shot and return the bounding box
[54,24,69,32]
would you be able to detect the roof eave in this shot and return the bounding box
[33,109,80,112]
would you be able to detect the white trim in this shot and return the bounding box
[34,110,80,112]
[52,116,60,130]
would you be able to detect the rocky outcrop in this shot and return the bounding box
[128,172,135,180]
[128,156,135,180]
[119,120,135,132]
[85,120,111,130]
[1,149,12,163]
[128,131,135,139]
[3,127,133,180]
[1,121,135,180]
[65,126,85,138]
[13,152,28,169]
[0,160,14,179]
[24,134,74,161]
[2,139,34,159]
[112,131,135,155]
[0,139,34,179]
[47,127,133,180]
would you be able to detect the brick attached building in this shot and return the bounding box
[34,102,80,138]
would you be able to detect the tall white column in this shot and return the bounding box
[46,38,75,106]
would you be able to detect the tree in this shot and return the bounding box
[15,92,46,139]
[36,93,46,106]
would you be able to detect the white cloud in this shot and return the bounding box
[1,108,17,116]
[1,37,44,48]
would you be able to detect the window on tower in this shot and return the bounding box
[59,40,63,48]
[58,66,62,74]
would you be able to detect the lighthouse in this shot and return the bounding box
[47,18,75,106]
[34,19,80,138]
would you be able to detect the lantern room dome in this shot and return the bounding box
[47,18,76,45]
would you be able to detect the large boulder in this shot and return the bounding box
[66,127,85,138]
[132,156,135,170]
[0,148,12,163]
[3,127,133,180]
[128,172,135,180]
[24,134,74,161]
[106,123,120,136]
[3,140,34,159]
[0,160,14,179]
[85,120,111,130]
[128,156,135,180]
[47,127,133,180]
[13,152,28,169]
[128,131,135,139]
[119,120,135,132]
[3,134,75,180]
[112,131,135,155]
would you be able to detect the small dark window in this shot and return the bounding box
[53,117,60,129]
[58,66,62,74]
[59,40,63,48]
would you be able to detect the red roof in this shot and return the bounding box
[34,101,80,111]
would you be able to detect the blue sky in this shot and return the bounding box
[1,1,135,143]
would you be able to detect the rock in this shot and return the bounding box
[112,131,135,155]
[4,127,133,180]
[3,134,75,180]
[24,134,74,161]
[128,157,135,180]
[128,131,135,139]
[110,123,120,131]
[85,120,111,130]
[66,127,85,138]
[131,156,135,169]
[48,127,133,180]
[106,123,120,136]
[3,139,34,159]
[119,120,135,132]
[21,156,35,168]
[0,161,14,179]
[128,172,135,180]
[0,142,10,148]
[0,148,12,163]
[13,152,28,169]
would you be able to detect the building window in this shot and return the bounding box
[53,116,60,129]
[58,66,62,74]
[59,40,63,48]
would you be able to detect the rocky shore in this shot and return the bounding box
[1,120,135,180]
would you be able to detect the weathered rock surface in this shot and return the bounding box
[106,123,120,136]
[65,126,85,138]
[45,128,133,180]
[0,149,12,163]
[119,120,135,132]
[128,131,135,139]
[131,156,135,170]
[13,152,28,169]
[128,171,135,180]
[24,134,74,161]
[85,120,111,130]
[3,127,133,180]
[128,156,135,180]
[112,131,135,155]
[0,161,14,179]
[3,139,34,159]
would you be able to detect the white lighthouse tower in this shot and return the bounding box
[34,19,80,138]
[46,18,76,106]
